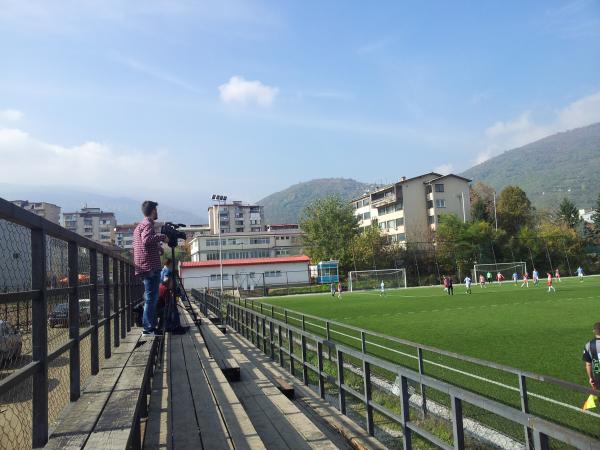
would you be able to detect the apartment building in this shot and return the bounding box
[11,200,61,224]
[208,201,264,234]
[62,207,117,244]
[352,172,471,243]
[189,224,303,262]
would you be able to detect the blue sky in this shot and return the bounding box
[1,0,599,212]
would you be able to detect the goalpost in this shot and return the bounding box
[473,262,528,282]
[348,269,407,292]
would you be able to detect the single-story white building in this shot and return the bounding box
[179,255,311,291]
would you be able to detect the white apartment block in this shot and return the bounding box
[190,224,303,262]
[63,207,117,244]
[11,200,61,224]
[208,201,264,234]
[352,172,471,243]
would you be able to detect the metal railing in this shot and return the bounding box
[192,291,600,450]
[0,198,142,448]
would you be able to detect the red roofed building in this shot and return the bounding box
[179,255,310,291]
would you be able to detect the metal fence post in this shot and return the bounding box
[31,228,48,447]
[269,320,275,359]
[288,328,294,375]
[326,321,332,361]
[113,257,120,347]
[400,375,412,450]
[533,431,549,450]
[301,333,308,385]
[417,347,427,417]
[317,342,325,399]
[68,241,80,402]
[278,325,283,367]
[363,360,374,436]
[520,375,533,449]
[90,249,99,375]
[126,263,132,332]
[262,316,267,354]
[103,254,111,359]
[337,349,346,415]
[361,331,366,353]
[451,395,465,449]
[119,260,126,338]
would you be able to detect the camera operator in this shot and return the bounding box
[134,201,168,336]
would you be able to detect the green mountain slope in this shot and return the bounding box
[258,178,371,224]
[462,123,600,209]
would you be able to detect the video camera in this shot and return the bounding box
[161,222,187,248]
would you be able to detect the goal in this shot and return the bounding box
[348,269,407,292]
[473,262,527,282]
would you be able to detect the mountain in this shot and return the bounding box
[0,185,204,225]
[462,123,600,209]
[258,178,372,224]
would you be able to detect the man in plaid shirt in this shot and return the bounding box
[134,201,167,335]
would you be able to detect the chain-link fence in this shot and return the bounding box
[0,199,142,449]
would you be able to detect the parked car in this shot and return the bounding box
[48,299,91,328]
[0,320,22,362]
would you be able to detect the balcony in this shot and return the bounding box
[371,193,396,207]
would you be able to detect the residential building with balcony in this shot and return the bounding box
[62,207,117,244]
[11,200,61,224]
[208,201,264,234]
[351,172,471,244]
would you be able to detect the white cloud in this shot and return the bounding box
[0,128,164,194]
[475,90,600,165]
[434,163,453,175]
[218,76,278,106]
[0,109,23,121]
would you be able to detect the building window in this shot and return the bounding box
[435,183,445,192]
[362,199,370,207]
[210,274,230,281]
[250,238,270,245]
[251,227,262,232]
[435,199,446,208]
[387,220,395,229]
[363,212,370,220]
[380,222,386,229]
[426,200,433,209]
[396,218,404,227]
[264,271,282,278]
[427,216,435,225]
[391,233,406,242]
[236,228,244,233]
[276,249,290,256]
[426,185,432,194]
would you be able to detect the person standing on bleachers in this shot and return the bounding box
[134,201,168,336]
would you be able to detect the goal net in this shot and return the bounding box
[348,269,407,292]
[473,262,527,282]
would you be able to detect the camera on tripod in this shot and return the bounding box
[161,222,187,248]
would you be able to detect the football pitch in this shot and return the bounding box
[258,275,600,439]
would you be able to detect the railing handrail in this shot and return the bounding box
[216,295,600,450]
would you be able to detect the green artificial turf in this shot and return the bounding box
[263,276,599,385]
[253,276,600,439]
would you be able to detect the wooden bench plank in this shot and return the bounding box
[180,330,234,450]
[169,333,204,449]
[273,377,295,400]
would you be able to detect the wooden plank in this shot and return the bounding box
[169,334,203,449]
[180,309,265,450]
[180,330,233,450]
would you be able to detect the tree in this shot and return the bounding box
[470,181,495,223]
[590,193,600,239]
[556,197,580,229]
[299,195,359,272]
[497,186,533,235]
[350,222,392,271]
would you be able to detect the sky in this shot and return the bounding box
[1,0,599,212]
